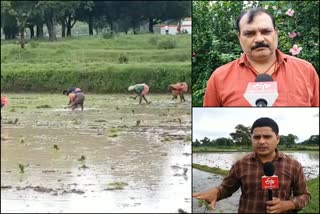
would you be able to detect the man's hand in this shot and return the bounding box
[192,188,220,210]
[266,197,296,213]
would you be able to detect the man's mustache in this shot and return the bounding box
[251,43,269,50]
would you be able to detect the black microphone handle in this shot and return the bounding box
[268,189,272,200]
[256,99,268,107]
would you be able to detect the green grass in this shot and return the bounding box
[106,181,128,190]
[192,163,229,176]
[299,177,319,214]
[1,34,191,92]
[193,146,252,153]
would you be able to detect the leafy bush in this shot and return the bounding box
[102,32,114,39]
[118,53,128,64]
[29,41,39,48]
[192,1,319,106]
[148,36,160,45]
[157,38,177,49]
[1,64,191,93]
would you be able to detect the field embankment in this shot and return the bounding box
[1,34,191,93]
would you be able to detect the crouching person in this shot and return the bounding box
[168,82,188,102]
[1,96,8,120]
[128,83,150,104]
[63,88,85,111]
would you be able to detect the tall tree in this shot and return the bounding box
[59,1,81,37]
[1,1,19,40]
[141,1,191,33]
[75,1,95,35]
[37,1,66,41]
[7,1,40,48]
[230,124,251,146]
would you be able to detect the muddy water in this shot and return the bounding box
[192,169,240,213]
[1,93,191,213]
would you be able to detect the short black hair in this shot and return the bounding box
[251,117,279,135]
[236,7,276,32]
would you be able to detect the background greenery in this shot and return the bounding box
[192,123,319,150]
[192,1,319,106]
[1,34,191,93]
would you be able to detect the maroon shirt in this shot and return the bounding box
[216,150,310,213]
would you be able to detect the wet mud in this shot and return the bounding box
[1,93,191,213]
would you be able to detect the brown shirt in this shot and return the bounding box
[216,150,311,213]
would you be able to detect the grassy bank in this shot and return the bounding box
[192,163,229,176]
[299,177,319,213]
[1,34,191,93]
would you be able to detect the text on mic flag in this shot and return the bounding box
[244,81,279,106]
[261,175,279,190]
[247,82,277,93]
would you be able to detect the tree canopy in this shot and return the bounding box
[1,1,191,42]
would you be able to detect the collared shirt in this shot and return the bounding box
[216,150,311,213]
[203,49,319,106]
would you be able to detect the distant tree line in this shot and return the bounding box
[1,1,191,47]
[192,124,319,148]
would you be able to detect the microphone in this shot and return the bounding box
[243,74,279,107]
[262,162,279,200]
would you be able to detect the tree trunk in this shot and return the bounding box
[36,23,44,39]
[66,15,75,37]
[46,18,57,41]
[88,15,93,35]
[28,25,34,39]
[61,19,66,38]
[20,28,25,49]
[110,21,114,34]
[148,18,154,33]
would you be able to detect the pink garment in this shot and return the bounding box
[1,96,8,106]
[169,82,188,96]
[141,84,149,96]
[74,88,81,92]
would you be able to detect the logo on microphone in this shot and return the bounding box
[261,175,279,190]
[246,82,277,93]
[252,83,272,90]
[243,81,279,106]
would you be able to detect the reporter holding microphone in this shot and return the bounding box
[193,117,310,213]
[203,7,319,107]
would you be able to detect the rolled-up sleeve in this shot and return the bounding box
[216,165,241,200]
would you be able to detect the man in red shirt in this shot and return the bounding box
[193,117,310,213]
[203,8,319,106]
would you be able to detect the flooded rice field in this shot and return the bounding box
[193,151,319,179]
[192,151,319,213]
[192,168,240,213]
[1,93,191,213]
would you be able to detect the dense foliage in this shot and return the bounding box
[1,1,191,42]
[192,1,319,106]
[192,123,318,147]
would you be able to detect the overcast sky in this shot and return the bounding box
[193,108,319,143]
